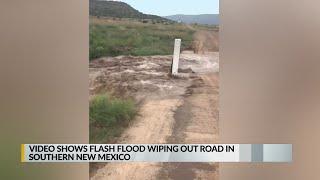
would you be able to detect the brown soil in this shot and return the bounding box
[159,73,219,180]
[90,51,219,180]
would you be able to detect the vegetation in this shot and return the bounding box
[192,23,219,31]
[89,0,171,22]
[89,94,136,143]
[90,17,195,60]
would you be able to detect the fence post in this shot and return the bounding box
[171,39,181,75]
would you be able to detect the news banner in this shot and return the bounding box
[21,144,292,163]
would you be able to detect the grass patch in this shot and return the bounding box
[89,17,195,60]
[89,94,136,143]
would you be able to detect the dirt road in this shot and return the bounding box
[193,28,219,53]
[90,27,219,179]
[158,72,219,180]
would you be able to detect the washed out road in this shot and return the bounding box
[90,30,219,180]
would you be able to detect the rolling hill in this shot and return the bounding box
[89,0,171,22]
[165,14,219,25]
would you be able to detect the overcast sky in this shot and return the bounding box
[120,0,219,16]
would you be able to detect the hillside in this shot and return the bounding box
[89,0,170,22]
[165,14,219,25]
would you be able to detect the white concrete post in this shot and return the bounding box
[171,39,181,75]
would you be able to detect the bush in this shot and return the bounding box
[89,94,136,143]
[89,18,195,60]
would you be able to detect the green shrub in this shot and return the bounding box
[89,19,195,60]
[89,94,136,143]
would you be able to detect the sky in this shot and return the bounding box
[120,0,219,16]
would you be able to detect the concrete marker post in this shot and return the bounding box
[171,39,181,75]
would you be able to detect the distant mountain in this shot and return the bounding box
[165,14,219,25]
[90,0,171,22]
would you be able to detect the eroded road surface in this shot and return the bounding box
[89,50,219,180]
